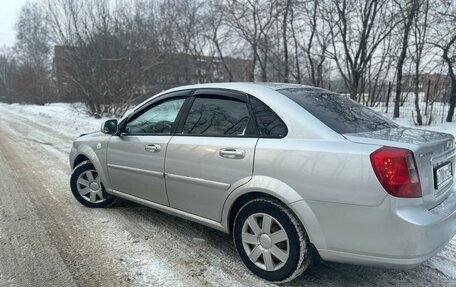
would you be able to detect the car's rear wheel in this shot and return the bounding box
[70,162,116,208]
[233,198,310,283]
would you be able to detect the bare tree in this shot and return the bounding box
[263,0,292,82]
[429,1,456,122]
[302,0,332,87]
[164,0,206,83]
[280,0,291,82]
[325,0,398,100]
[204,0,233,82]
[225,0,278,81]
[409,0,431,125]
[0,51,18,103]
[366,31,397,107]
[393,0,420,118]
[14,1,55,104]
[46,0,165,116]
[289,2,301,83]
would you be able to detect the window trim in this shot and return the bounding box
[117,90,193,136]
[116,87,288,139]
[174,89,259,138]
[247,95,288,139]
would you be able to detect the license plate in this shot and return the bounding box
[434,162,453,189]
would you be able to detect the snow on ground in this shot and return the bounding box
[0,103,108,139]
[373,103,456,136]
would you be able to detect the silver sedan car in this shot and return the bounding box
[69,83,456,283]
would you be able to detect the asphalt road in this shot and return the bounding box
[0,105,455,287]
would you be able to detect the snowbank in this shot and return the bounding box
[0,103,108,138]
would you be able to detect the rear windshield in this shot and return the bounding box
[279,88,398,134]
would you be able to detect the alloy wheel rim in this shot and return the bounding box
[241,213,289,271]
[76,170,106,203]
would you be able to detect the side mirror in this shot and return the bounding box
[101,119,118,135]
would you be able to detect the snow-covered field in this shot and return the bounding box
[373,102,456,135]
[2,103,108,138]
[0,102,454,286]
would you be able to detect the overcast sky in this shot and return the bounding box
[0,0,28,48]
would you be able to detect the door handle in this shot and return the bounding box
[219,148,245,159]
[145,144,161,152]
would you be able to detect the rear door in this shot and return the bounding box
[165,89,258,221]
[107,91,190,205]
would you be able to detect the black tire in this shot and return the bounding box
[233,198,310,283]
[70,162,116,208]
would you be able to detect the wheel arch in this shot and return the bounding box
[73,154,90,168]
[222,176,302,231]
[221,176,327,252]
[227,191,278,233]
[72,145,112,191]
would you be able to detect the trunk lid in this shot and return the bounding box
[344,127,455,209]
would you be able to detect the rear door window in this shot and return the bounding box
[279,88,397,134]
[182,97,253,136]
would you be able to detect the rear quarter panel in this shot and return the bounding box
[254,138,387,206]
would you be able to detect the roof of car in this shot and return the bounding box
[168,82,322,92]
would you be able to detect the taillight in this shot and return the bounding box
[370,147,422,198]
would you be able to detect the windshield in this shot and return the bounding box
[279,88,398,134]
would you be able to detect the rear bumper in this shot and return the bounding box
[316,236,453,268]
[291,187,456,268]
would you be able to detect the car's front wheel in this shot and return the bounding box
[70,162,116,208]
[233,198,310,283]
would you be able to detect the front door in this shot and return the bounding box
[165,90,258,220]
[107,95,187,205]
